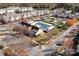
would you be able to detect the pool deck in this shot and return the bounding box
[28,21,56,31]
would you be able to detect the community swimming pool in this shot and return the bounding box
[28,21,55,31]
[35,21,55,31]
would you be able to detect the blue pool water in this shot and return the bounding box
[36,21,51,31]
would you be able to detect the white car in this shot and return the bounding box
[16,15,21,20]
[32,12,38,17]
[7,9,15,13]
[27,14,32,18]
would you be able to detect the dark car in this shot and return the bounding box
[43,48,53,52]
[0,16,6,24]
[76,24,79,28]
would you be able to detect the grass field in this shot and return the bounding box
[33,27,64,45]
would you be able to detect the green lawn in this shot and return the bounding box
[33,27,63,45]
[49,27,63,37]
[43,17,54,23]
[33,33,48,44]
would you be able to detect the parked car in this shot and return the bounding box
[0,16,6,24]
